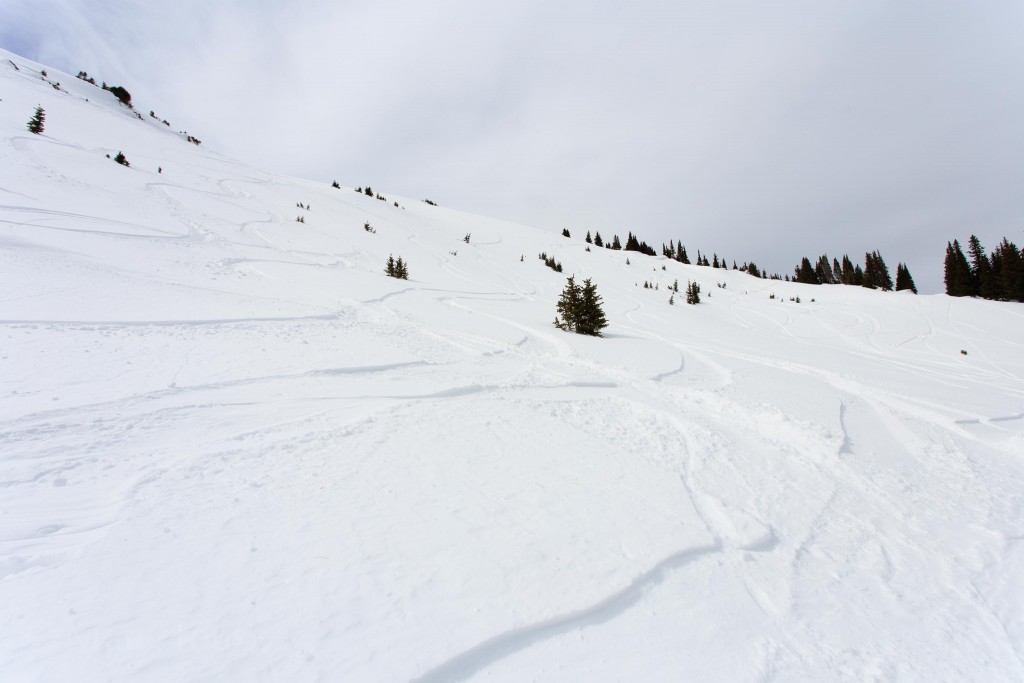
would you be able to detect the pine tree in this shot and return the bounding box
[795,257,819,284]
[585,230,593,244]
[554,276,607,336]
[944,240,972,296]
[862,252,878,289]
[576,278,609,336]
[562,228,571,238]
[992,238,1023,301]
[554,276,581,332]
[385,255,396,277]
[867,250,893,291]
[611,234,622,250]
[814,254,835,284]
[27,106,45,134]
[841,254,856,285]
[114,151,130,167]
[593,231,604,247]
[686,280,701,304]
[895,263,918,293]
[967,235,995,299]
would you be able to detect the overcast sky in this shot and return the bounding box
[5,0,1024,292]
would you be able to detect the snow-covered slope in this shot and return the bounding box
[2,49,1023,681]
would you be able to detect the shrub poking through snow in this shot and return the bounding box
[114,151,130,167]
[539,252,562,272]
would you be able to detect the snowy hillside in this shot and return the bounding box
[2,49,1023,681]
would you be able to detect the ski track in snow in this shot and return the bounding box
[2,49,1024,682]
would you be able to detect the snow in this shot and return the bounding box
[2,49,1023,681]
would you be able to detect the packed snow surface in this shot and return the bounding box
[2,50,1023,681]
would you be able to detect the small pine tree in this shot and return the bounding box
[27,106,45,134]
[554,276,608,336]
[388,256,409,280]
[114,151,130,167]
[585,231,593,244]
[331,180,341,189]
[686,280,701,304]
[562,228,571,238]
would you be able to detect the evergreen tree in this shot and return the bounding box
[712,253,719,268]
[27,105,45,134]
[386,255,408,279]
[114,151,130,167]
[992,238,1023,301]
[967,234,995,298]
[868,250,893,290]
[562,228,571,238]
[814,254,835,284]
[862,251,878,289]
[585,230,593,244]
[576,278,609,335]
[554,276,608,336]
[686,280,701,304]
[895,263,918,293]
[841,254,856,285]
[611,234,622,250]
[795,257,819,284]
[678,244,690,264]
[944,240,972,296]
[594,231,604,247]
